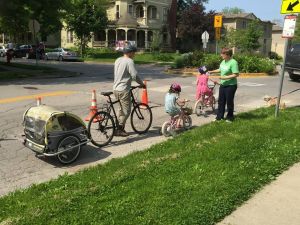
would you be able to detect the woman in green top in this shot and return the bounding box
[209,48,239,122]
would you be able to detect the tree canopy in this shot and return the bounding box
[222,7,245,15]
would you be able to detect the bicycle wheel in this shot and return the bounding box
[57,135,81,164]
[88,111,115,147]
[161,121,172,137]
[131,103,152,134]
[194,99,205,116]
[183,115,192,129]
[211,96,216,111]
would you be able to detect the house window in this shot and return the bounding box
[136,5,144,18]
[67,31,73,43]
[163,8,168,22]
[148,6,157,19]
[128,5,133,15]
[116,5,120,19]
[242,21,247,29]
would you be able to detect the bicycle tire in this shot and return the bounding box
[57,135,81,164]
[161,121,172,137]
[130,103,152,134]
[183,115,192,130]
[194,99,205,116]
[88,111,115,147]
[211,96,216,111]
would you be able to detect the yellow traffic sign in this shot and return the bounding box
[215,27,221,40]
[281,0,300,14]
[214,15,223,28]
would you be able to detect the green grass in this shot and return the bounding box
[1,107,300,225]
[84,52,178,65]
[0,62,76,80]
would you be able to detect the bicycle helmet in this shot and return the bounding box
[198,66,208,75]
[123,44,137,54]
[170,83,181,92]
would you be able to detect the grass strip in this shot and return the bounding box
[0,107,300,225]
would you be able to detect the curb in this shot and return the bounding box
[165,69,276,78]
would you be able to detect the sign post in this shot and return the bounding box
[275,13,298,117]
[202,31,209,52]
[214,15,222,54]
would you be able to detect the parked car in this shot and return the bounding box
[285,43,300,81]
[0,46,6,57]
[45,48,79,61]
[13,45,35,59]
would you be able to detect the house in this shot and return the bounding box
[0,20,60,48]
[61,0,173,50]
[222,13,273,56]
[271,25,285,57]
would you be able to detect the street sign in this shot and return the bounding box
[214,15,223,28]
[201,31,209,42]
[281,0,300,14]
[202,31,209,49]
[215,27,221,40]
[282,15,297,38]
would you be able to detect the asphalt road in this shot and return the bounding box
[0,58,299,196]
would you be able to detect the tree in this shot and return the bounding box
[177,2,215,52]
[293,17,300,43]
[224,20,263,53]
[65,0,108,56]
[222,7,245,15]
[0,0,69,43]
[0,0,29,42]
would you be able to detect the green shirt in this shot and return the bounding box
[219,58,239,86]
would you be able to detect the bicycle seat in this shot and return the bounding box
[101,91,113,96]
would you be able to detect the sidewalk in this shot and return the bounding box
[217,162,300,225]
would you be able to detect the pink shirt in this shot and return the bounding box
[196,74,213,100]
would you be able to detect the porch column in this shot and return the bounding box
[145,30,148,49]
[125,28,128,41]
[105,29,108,47]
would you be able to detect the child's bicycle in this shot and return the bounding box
[161,101,193,137]
[194,83,217,116]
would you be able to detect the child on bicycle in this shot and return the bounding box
[196,66,218,100]
[165,83,187,128]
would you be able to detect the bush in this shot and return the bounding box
[152,53,176,62]
[173,52,193,68]
[202,54,222,70]
[85,48,122,58]
[268,51,282,60]
[234,54,276,74]
[191,50,204,67]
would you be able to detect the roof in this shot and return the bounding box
[116,14,138,27]
[273,25,283,31]
[222,12,273,24]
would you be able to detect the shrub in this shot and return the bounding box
[202,54,222,70]
[268,51,282,60]
[234,54,276,74]
[152,53,175,62]
[191,50,204,67]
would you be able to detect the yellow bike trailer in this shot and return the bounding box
[23,105,89,164]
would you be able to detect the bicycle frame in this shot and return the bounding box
[102,86,141,128]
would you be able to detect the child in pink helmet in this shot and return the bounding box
[196,66,217,100]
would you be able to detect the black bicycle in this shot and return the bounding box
[88,86,153,147]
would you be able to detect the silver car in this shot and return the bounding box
[45,48,79,61]
[0,46,6,57]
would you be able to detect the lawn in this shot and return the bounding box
[84,52,178,65]
[0,107,300,225]
[0,62,76,80]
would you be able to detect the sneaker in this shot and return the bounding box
[114,129,129,137]
[213,118,222,122]
[225,119,232,123]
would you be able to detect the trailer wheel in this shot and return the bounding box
[57,135,81,164]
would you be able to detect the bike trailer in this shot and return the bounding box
[23,105,89,164]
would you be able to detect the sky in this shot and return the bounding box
[205,0,284,22]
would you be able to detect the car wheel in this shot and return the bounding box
[58,55,63,61]
[288,72,300,81]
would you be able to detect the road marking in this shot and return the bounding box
[0,91,77,104]
[238,82,266,87]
